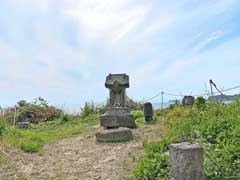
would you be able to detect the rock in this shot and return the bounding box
[96,128,133,142]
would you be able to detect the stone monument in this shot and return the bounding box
[96,74,136,142]
[144,102,153,122]
[182,96,195,106]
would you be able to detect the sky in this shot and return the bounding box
[0,0,240,108]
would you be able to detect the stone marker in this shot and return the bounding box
[182,96,195,106]
[144,102,153,121]
[17,122,31,129]
[169,142,203,180]
[96,74,136,142]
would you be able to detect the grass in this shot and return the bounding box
[0,113,99,153]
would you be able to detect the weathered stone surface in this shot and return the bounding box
[17,122,31,129]
[182,96,195,106]
[96,127,133,142]
[105,74,129,107]
[105,74,129,89]
[169,142,203,180]
[100,108,136,128]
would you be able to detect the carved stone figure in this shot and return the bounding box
[105,74,129,107]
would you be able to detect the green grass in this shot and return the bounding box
[0,113,99,153]
[134,100,240,180]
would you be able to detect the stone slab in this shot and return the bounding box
[96,127,133,142]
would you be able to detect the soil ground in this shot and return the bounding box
[0,123,162,180]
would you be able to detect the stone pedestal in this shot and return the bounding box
[100,108,136,129]
[169,142,203,180]
[96,127,133,142]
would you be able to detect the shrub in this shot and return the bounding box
[195,96,206,110]
[80,102,101,118]
[5,98,63,124]
[20,141,42,153]
[0,118,6,136]
[132,111,145,125]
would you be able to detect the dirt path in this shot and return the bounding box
[0,124,162,180]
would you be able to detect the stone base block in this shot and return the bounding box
[96,127,133,142]
[100,108,136,128]
[100,114,135,128]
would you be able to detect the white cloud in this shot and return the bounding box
[193,30,224,52]
[1,0,240,106]
[158,58,199,81]
[62,0,151,43]
[131,59,161,86]
[8,0,51,13]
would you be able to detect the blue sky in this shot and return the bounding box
[0,0,240,107]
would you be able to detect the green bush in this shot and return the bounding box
[135,152,170,180]
[80,102,101,118]
[80,113,99,126]
[195,96,206,110]
[132,111,145,125]
[0,119,6,136]
[5,98,63,124]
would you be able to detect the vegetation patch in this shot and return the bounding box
[134,99,240,180]
[0,99,101,153]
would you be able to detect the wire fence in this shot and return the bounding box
[141,84,240,103]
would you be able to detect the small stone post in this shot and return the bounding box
[144,102,153,122]
[169,142,203,180]
[182,96,195,107]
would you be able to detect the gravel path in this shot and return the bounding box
[0,124,162,180]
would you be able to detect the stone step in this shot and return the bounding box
[96,127,133,142]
